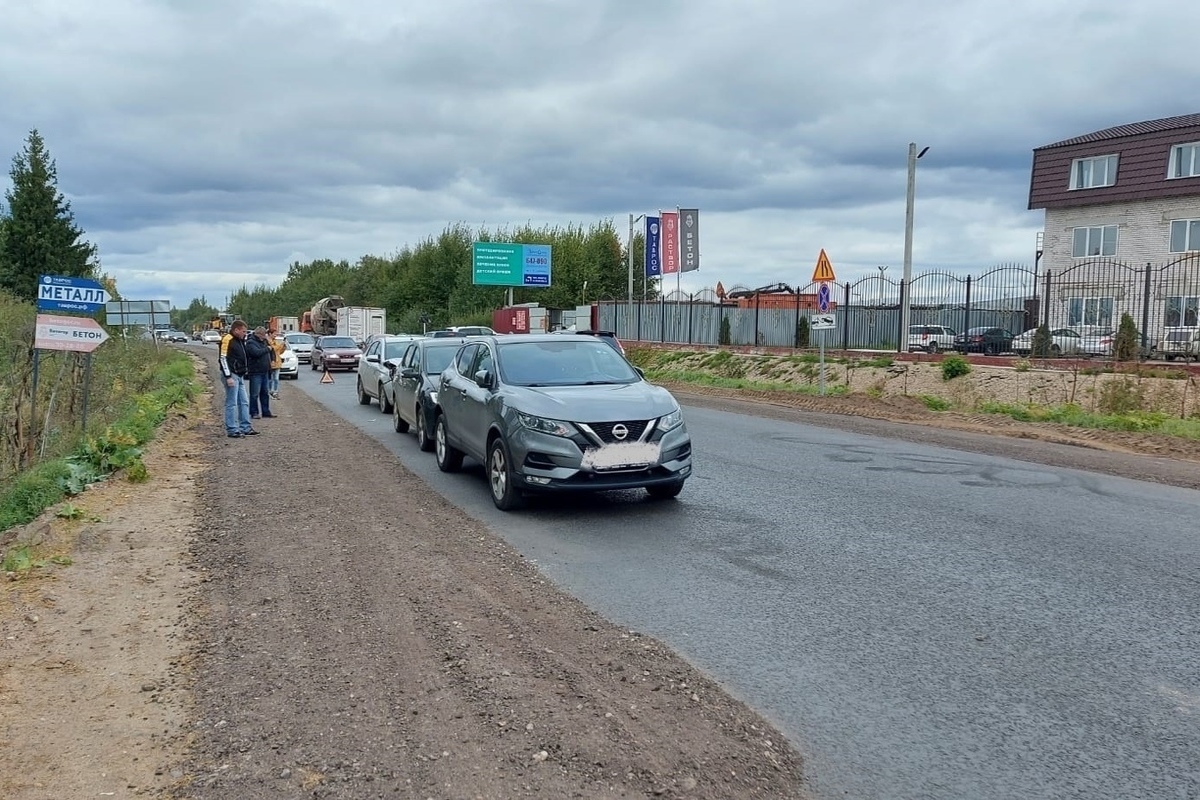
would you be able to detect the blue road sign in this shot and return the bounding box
[37,274,110,314]
[817,282,831,313]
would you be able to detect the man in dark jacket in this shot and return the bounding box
[246,326,274,419]
[219,321,258,438]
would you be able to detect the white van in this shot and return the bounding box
[1158,327,1200,361]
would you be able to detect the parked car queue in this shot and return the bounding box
[330,331,691,512]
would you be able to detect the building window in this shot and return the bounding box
[1169,219,1200,253]
[1071,225,1117,257]
[1067,297,1113,328]
[1070,155,1119,189]
[1169,143,1200,179]
[1165,296,1200,327]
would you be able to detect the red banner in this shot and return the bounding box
[660,211,679,275]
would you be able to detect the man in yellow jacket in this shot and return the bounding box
[268,328,286,399]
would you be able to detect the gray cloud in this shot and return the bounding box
[2,0,1198,304]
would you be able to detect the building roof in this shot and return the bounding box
[1036,113,1200,150]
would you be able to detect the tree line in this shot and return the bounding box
[200,221,661,335]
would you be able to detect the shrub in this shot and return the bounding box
[718,315,731,345]
[1013,359,1032,372]
[1031,324,1052,358]
[1113,313,1140,361]
[920,395,953,411]
[941,355,972,380]
[794,316,810,349]
[1097,376,1145,414]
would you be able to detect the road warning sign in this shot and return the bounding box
[812,249,836,283]
[320,369,334,384]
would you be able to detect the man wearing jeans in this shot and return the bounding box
[218,320,259,438]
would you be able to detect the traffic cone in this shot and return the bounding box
[320,368,334,384]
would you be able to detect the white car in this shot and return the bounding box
[279,347,299,379]
[1010,327,1084,357]
[906,324,956,353]
[200,329,222,344]
[357,335,424,412]
[283,332,316,363]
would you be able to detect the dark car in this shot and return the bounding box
[433,334,692,510]
[386,339,466,451]
[311,335,362,371]
[953,326,1015,355]
[550,329,626,356]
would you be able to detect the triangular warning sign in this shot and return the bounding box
[320,369,335,384]
[812,249,836,283]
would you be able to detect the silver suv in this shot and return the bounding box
[907,324,956,353]
[433,335,692,510]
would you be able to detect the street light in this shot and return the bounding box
[899,143,929,349]
[876,265,888,308]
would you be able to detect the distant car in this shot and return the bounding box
[200,329,222,344]
[550,329,627,357]
[433,334,692,510]
[279,347,299,379]
[428,326,495,338]
[1159,327,1200,361]
[1010,327,1084,357]
[357,335,424,412]
[311,335,361,372]
[156,329,188,343]
[284,332,316,363]
[386,338,466,452]
[953,327,1015,355]
[906,324,956,354]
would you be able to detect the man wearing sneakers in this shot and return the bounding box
[246,326,275,420]
[218,320,259,438]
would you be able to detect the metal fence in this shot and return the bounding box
[597,255,1200,351]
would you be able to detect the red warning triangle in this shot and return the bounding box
[811,249,837,283]
[320,369,334,384]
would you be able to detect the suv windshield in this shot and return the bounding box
[497,340,640,386]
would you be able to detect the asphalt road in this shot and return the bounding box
[288,362,1200,800]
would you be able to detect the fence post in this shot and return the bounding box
[687,296,694,344]
[754,293,761,346]
[794,288,801,349]
[659,297,666,343]
[1043,270,1052,326]
[1141,262,1153,355]
[962,275,973,335]
[842,282,851,351]
[896,280,906,352]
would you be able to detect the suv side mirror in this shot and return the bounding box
[474,369,493,388]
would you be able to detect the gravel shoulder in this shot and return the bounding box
[3,348,1198,800]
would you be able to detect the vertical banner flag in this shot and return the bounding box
[678,209,700,272]
[660,211,680,275]
[645,216,661,277]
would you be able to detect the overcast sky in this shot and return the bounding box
[2,0,1198,308]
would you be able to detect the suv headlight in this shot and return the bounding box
[657,407,684,432]
[517,412,576,437]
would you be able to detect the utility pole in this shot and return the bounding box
[900,143,929,347]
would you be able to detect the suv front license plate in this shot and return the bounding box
[581,442,661,471]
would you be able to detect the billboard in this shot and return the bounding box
[472,242,553,287]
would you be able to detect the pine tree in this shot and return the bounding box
[0,130,97,302]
